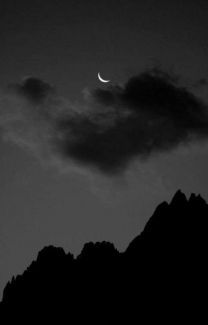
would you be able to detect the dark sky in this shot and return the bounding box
[1,0,208,298]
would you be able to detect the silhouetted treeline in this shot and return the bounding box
[0,190,207,323]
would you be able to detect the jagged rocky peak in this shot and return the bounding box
[189,192,207,205]
[126,189,208,254]
[170,189,188,205]
[36,245,66,262]
[78,241,118,260]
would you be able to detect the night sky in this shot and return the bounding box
[1,0,208,298]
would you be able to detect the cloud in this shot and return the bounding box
[8,77,55,104]
[1,68,208,175]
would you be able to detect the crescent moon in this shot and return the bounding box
[98,72,110,83]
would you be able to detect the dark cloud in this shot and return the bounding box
[1,69,208,175]
[56,69,208,174]
[9,78,54,104]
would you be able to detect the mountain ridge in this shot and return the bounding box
[1,189,207,323]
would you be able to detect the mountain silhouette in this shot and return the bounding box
[0,190,207,323]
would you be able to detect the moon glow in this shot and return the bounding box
[98,72,110,83]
